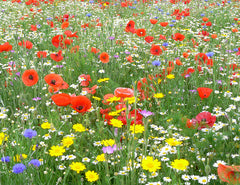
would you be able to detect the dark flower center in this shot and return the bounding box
[155,49,159,52]
[51,80,56,85]
[55,54,59,57]
[29,75,33,80]
[76,106,83,110]
[201,119,207,122]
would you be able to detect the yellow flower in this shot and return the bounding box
[130,124,145,134]
[171,159,189,171]
[69,162,86,173]
[108,111,120,116]
[96,154,106,162]
[72,123,86,132]
[14,154,27,162]
[166,74,175,79]
[141,156,161,172]
[106,96,121,103]
[101,139,115,146]
[97,78,110,83]
[62,137,74,148]
[110,119,123,128]
[0,132,8,145]
[92,96,101,101]
[85,170,99,182]
[49,146,65,157]
[41,122,51,129]
[165,138,182,146]
[153,93,164,98]
[124,97,136,104]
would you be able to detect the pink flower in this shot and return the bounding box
[195,111,216,130]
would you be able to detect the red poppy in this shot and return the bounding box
[0,42,12,53]
[136,29,146,37]
[150,44,162,55]
[100,52,110,63]
[202,17,209,22]
[114,87,134,98]
[149,19,158,24]
[218,164,240,184]
[50,50,64,62]
[125,20,135,33]
[70,96,92,114]
[91,47,100,54]
[70,45,80,53]
[197,87,213,100]
[22,69,39,86]
[172,33,185,41]
[159,35,166,40]
[64,30,78,38]
[37,51,47,58]
[61,22,69,29]
[30,25,37,31]
[195,53,209,65]
[176,59,183,66]
[195,111,216,129]
[51,93,71,106]
[144,36,154,43]
[44,73,64,88]
[82,85,98,95]
[126,55,134,63]
[78,74,91,86]
[52,35,63,48]
[160,22,168,27]
[18,40,33,49]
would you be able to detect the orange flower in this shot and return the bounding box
[176,59,183,65]
[100,52,109,63]
[61,22,69,29]
[182,52,189,58]
[82,85,98,95]
[211,34,217,39]
[197,87,213,100]
[218,164,240,184]
[70,96,92,114]
[136,29,146,37]
[30,25,37,31]
[51,93,71,106]
[202,17,209,22]
[64,30,78,38]
[91,47,100,54]
[232,28,238,32]
[22,69,39,86]
[44,74,64,88]
[102,94,114,105]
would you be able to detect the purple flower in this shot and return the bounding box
[216,80,222,85]
[15,72,21,77]
[189,90,197,93]
[1,156,10,162]
[114,55,119,58]
[108,36,115,40]
[32,97,41,101]
[125,51,131,54]
[23,129,37,139]
[29,159,41,167]
[139,110,154,118]
[13,163,26,174]
[102,145,121,154]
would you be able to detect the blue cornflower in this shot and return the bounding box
[206,52,214,57]
[13,163,26,174]
[163,42,169,47]
[233,48,239,52]
[169,24,174,27]
[171,20,176,23]
[152,60,161,66]
[86,13,92,17]
[23,129,37,139]
[201,13,205,16]
[1,156,10,162]
[89,0,94,3]
[29,159,41,167]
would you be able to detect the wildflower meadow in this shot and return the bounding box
[0,0,240,184]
